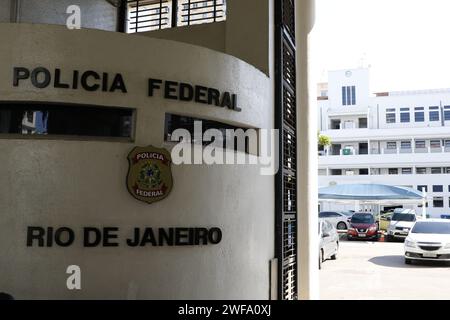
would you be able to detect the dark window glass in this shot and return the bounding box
[415,111,425,122]
[329,212,341,217]
[433,185,444,192]
[351,214,374,224]
[401,141,411,149]
[416,168,427,174]
[331,169,342,176]
[430,109,440,121]
[346,86,351,105]
[342,87,346,105]
[431,167,442,174]
[430,140,441,148]
[402,168,412,174]
[400,112,410,123]
[415,140,426,149]
[351,86,356,105]
[417,185,428,192]
[445,109,450,121]
[412,221,450,234]
[358,117,367,128]
[359,168,369,175]
[433,197,444,208]
[0,103,133,138]
[391,213,416,222]
[319,212,340,218]
[388,168,398,175]
[164,113,253,154]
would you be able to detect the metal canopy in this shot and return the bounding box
[318,184,425,201]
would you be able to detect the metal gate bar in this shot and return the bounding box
[275,0,298,301]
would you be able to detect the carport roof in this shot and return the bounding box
[318,184,425,201]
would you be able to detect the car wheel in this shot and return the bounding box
[387,235,394,242]
[319,250,323,270]
[330,243,338,260]
[337,222,347,230]
[405,258,412,265]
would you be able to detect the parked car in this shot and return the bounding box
[347,212,379,241]
[387,209,419,242]
[379,212,393,231]
[319,211,351,230]
[319,219,339,269]
[404,219,450,264]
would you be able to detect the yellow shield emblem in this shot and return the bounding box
[127,146,173,204]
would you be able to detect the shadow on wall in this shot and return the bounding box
[369,255,450,269]
[0,292,14,300]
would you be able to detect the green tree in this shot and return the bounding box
[318,133,331,148]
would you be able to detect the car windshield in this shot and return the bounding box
[351,214,374,224]
[341,211,353,217]
[412,222,450,234]
[391,213,416,222]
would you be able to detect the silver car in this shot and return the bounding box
[319,219,339,269]
[319,211,352,230]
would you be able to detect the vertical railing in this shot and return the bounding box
[171,0,178,27]
[275,0,298,301]
[187,0,191,25]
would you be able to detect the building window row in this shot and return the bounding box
[325,167,450,176]
[390,167,450,175]
[384,139,450,151]
[385,106,450,124]
[418,185,450,193]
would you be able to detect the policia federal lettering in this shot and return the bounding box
[12,67,241,111]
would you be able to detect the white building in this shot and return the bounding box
[318,68,450,218]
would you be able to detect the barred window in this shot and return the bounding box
[164,113,255,154]
[126,0,227,33]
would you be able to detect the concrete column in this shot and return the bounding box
[295,0,318,300]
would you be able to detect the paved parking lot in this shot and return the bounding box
[320,239,450,300]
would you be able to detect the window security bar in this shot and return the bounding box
[126,0,226,33]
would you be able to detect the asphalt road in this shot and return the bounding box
[320,239,450,300]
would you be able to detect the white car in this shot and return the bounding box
[319,219,339,269]
[404,219,450,264]
[387,210,419,241]
[319,211,352,230]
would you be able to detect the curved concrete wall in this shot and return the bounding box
[0,0,118,30]
[0,23,274,299]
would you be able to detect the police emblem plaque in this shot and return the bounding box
[127,146,173,204]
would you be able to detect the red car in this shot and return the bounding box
[347,213,379,241]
